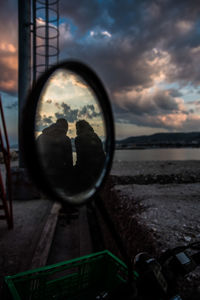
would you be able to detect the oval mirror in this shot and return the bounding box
[22,61,115,205]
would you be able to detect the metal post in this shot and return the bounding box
[0,96,13,228]
[32,0,37,85]
[45,0,49,70]
[18,0,31,167]
[57,0,59,63]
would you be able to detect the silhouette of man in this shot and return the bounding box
[75,120,105,190]
[37,118,73,188]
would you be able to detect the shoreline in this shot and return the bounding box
[110,160,200,176]
[111,160,200,183]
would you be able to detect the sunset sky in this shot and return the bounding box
[35,69,105,139]
[1,0,200,145]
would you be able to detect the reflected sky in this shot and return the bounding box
[35,69,106,140]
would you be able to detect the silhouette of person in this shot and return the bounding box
[37,118,73,189]
[74,120,105,190]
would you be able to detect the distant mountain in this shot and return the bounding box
[116,132,200,147]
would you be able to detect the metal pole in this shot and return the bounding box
[18,0,31,167]
[32,0,36,84]
[0,96,13,228]
[57,0,59,63]
[45,0,49,70]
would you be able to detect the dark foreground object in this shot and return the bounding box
[4,250,132,300]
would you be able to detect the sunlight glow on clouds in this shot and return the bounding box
[1,0,200,142]
[101,31,111,38]
[59,23,73,43]
[113,85,200,132]
[157,113,188,128]
[176,20,194,34]
[36,69,105,139]
[90,29,112,38]
[0,42,16,53]
[0,54,17,94]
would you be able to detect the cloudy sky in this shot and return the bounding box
[35,69,105,138]
[1,0,200,145]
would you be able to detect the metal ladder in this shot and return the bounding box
[0,95,13,229]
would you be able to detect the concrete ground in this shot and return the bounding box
[0,198,52,296]
[0,199,95,300]
[0,160,96,299]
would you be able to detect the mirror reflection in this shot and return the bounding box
[35,69,106,199]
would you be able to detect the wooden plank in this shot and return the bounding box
[79,206,93,256]
[47,208,80,264]
[30,202,61,269]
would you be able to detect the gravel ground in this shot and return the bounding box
[109,160,200,299]
[113,183,200,250]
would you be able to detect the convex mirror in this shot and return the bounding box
[22,61,115,205]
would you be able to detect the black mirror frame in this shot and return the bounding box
[21,60,115,205]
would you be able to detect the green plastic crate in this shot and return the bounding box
[4,250,131,300]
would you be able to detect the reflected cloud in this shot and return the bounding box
[36,69,105,139]
[49,70,88,90]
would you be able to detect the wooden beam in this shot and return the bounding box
[30,202,61,269]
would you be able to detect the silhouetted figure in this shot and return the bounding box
[37,118,73,189]
[75,120,105,191]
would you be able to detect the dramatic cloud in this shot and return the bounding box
[54,102,101,123]
[114,88,185,116]
[36,0,200,135]
[0,1,18,95]
[168,89,183,98]
[36,114,54,131]
[113,87,197,131]
[59,23,74,48]
[0,46,18,94]
[1,0,200,138]
[55,103,79,123]
[59,0,200,97]
[79,104,101,119]
[60,1,101,34]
